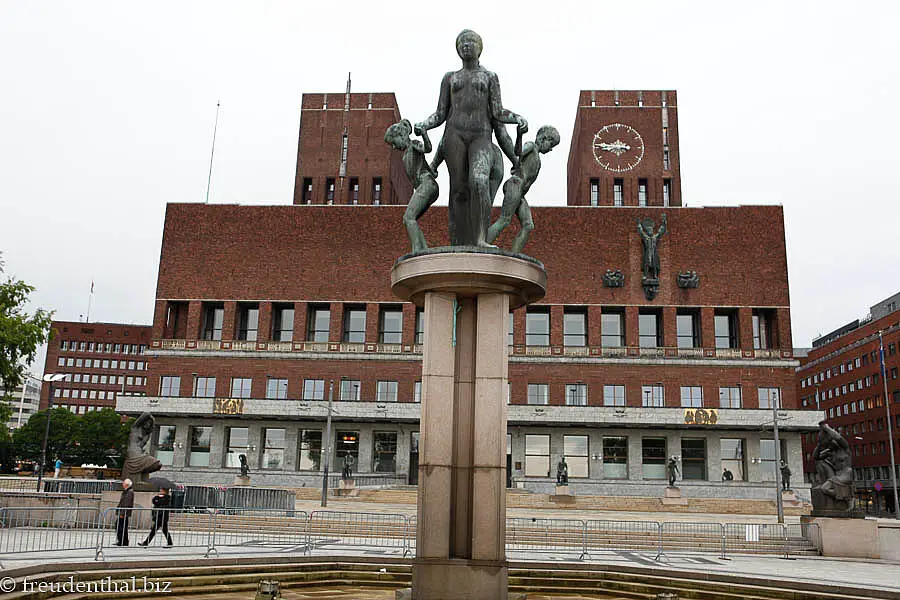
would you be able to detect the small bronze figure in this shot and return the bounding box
[667,457,680,487]
[239,454,250,478]
[385,119,439,253]
[556,456,569,486]
[341,454,355,481]
[780,460,791,490]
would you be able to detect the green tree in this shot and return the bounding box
[73,409,131,466]
[12,407,78,465]
[0,250,54,398]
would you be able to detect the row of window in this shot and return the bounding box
[56,357,147,370]
[588,179,672,207]
[853,465,900,482]
[526,384,781,408]
[59,341,146,354]
[189,303,777,350]
[300,177,383,206]
[521,435,785,481]
[51,373,146,386]
[54,385,144,400]
[159,376,416,403]
[824,390,900,418]
[800,341,897,388]
[51,404,107,414]
[157,425,398,473]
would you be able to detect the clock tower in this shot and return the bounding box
[566,90,681,207]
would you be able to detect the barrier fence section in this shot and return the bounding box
[0,506,106,554]
[659,522,727,559]
[326,474,407,489]
[584,519,661,557]
[95,508,215,560]
[307,510,410,556]
[207,508,309,556]
[506,517,586,559]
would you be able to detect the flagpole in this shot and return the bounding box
[86,281,94,323]
[879,330,900,519]
[205,101,221,204]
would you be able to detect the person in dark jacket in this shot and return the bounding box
[115,478,134,546]
[139,487,173,546]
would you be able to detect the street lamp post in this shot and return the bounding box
[878,330,900,519]
[37,374,67,492]
[321,379,335,507]
[772,394,785,524]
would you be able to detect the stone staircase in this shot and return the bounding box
[0,560,888,600]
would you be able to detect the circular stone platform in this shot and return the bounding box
[391,249,547,309]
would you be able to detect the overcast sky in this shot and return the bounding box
[2,1,898,375]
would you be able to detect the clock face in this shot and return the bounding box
[592,123,645,172]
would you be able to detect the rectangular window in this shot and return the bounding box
[376,380,398,402]
[564,435,589,478]
[714,311,737,349]
[272,305,294,342]
[663,149,671,170]
[340,379,361,402]
[372,431,398,473]
[303,379,325,401]
[638,311,660,348]
[325,178,335,204]
[680,386,703,408]
[566,383,587,406]
[526,309,550,346]
[261,428,285,469]
[719,386,742,408]
[676,311,699,348]
[194,376,216,398]
[720,439,746,481]
[663,179,671,207]
[188,426,212,467]
[642,384,664,407]
[307,305,331,342]
[231,377,252,399]
[613,179,623,206]
[638,179,647,207]
[350,178,359,205]
[298,430,322,470]
[335,430,360,467]
[759,439,787,481]
[155,425,176,466]
[563,309,587,346]
[301,178,313,204]
[224,427,248,468]
[601,311,625,347]
[372,177,382,205]
[752,309,774,350]
[527,383,549,405]
[237,304,259,341]
[525,434,550,477]
[508,312,514,346]
[379,306,403,344]
[160,376,180,397]
[266,378,288,399]
[414,381,422,403]
[758,387,781,409]
[603,437,628,478]
[201,303,224,341]
[681,438,706,480]
[416,309,425,345]
[343,306,366,343]
[603,384,626,406]
[641,438,667,479]
[589,179,599,206]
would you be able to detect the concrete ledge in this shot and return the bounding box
[808,516,880,559]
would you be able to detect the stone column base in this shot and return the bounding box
[400,558,508,600]
[661,486,688,506]
[807,517,880,559]
[233,475,251,486]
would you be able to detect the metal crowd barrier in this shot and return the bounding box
[326,473,407,489]
[0,505,821,562]
[42,479,121,494]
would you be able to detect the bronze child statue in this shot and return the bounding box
[486,125,560,253]
[385,119,439,253]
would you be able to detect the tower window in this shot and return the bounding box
[350,178,359,205]
[663,150,671,171]
[301,178,313,204]
[613,179,623,206]
[590,179,599,206]
[663,180,671,207]
[325,178,335,204]
[638,179,647,207]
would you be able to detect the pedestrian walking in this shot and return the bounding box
[115,478,134,546]
[139,487,173,547]
[54,458,62,479]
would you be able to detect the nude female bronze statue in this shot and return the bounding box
[415,29,527,247]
